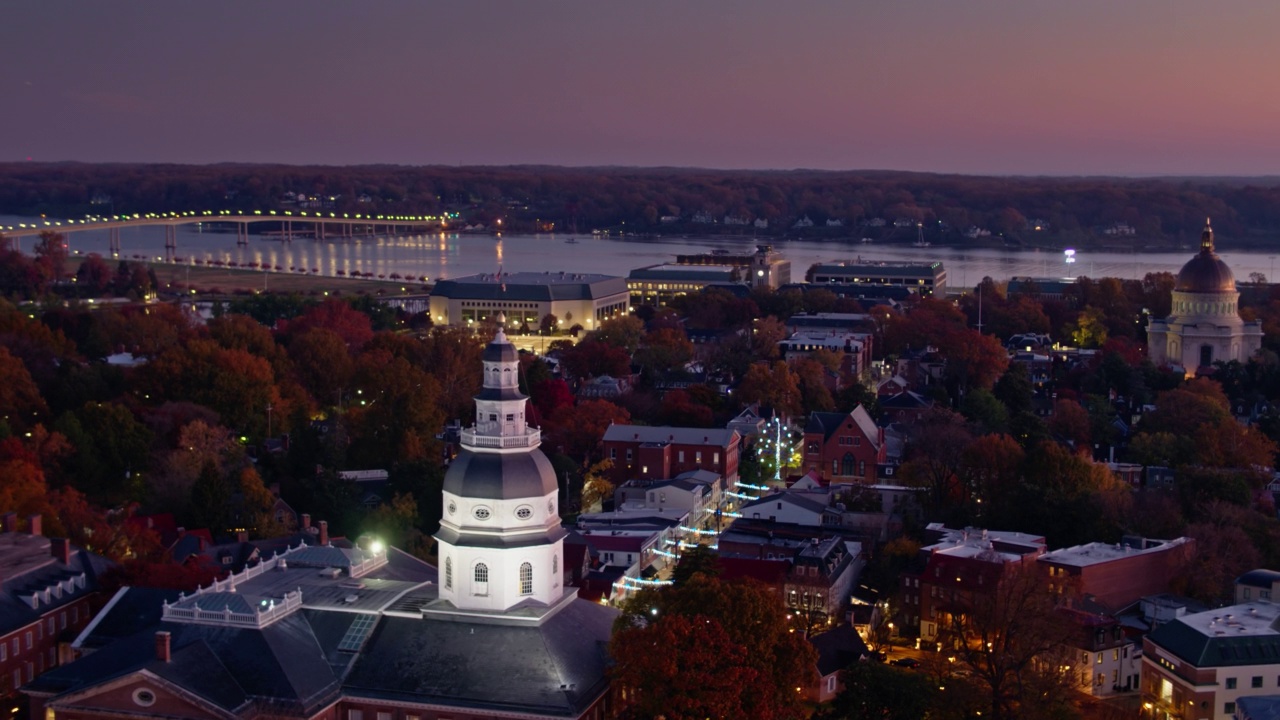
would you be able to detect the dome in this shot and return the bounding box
[1175,220,1235,293]
[442,448,558,500]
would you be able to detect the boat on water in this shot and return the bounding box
[565,237,579,244]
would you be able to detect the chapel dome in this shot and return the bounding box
[1175,220,1235,293]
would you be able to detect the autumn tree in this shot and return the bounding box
[53,401,152,505]
[737,361,802,419]
[900,408,974,518]
[0,345,48,432]
[580,459,615,512]
[288,327,354,406]
[613,574,817,720]
[936,564,1079,720]
[419,325,486,422]
[590,314,645,353]
[544,399,630,462]
[282,297,374,350]
[345,349,444,466]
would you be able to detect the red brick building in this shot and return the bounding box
[0,513,111,703]
[1036,536,1195,613]
[801,406,886,484]
[601,425,740,489]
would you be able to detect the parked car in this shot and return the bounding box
[890,657,920,668]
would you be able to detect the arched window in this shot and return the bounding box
[474,563,489,596]
[552,554,559,575]
[520,562,533,595]
[445,557,453,590]
[841,453,855,477]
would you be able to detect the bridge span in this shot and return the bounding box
[1,211,449,260]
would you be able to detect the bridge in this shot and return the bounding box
[1,210,453,261]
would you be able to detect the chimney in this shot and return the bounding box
[301,513,311,531]
[0,512,15,533]
[26,514,42,537]
[319,520,329,546]
[155,631,171,663]
[51,538,72,565]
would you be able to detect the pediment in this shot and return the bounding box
[51,672,239,720]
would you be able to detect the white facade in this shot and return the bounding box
[436,325,566,613]
[1148,221,1263,374]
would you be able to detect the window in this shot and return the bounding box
[626,449,633,461]
[1245,588,1253,599]
[488,413,497,422]
[1226,702,1237,715]
[1254,676,1265,688]
[25,632,32,650]
[1112,649,1119,661]
[506,413,514,422]
[1227,678,1237,689]
[610,448,617,460]
[348,711,364,720]
[841,453,855,476]
[695,452,702,463]
[853,436,861,447]
[516,506,533,520]
[678,451,685,462]
[1096,652,1103,664]
[553,555,559,575]
[713,452,719,463]
[520,562,533,595]
[827,675,837,692]
[445,558,453,590]
[377,712,392,720]
[474,563,489,596]
[0,643,5,661]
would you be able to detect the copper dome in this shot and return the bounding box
[1175,220,1235,293]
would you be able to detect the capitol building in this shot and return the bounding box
[1147,219,1263,374]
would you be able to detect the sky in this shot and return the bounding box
[3,1,1280,175]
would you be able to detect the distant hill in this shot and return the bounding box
[4,162,1280,247]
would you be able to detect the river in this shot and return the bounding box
[5,215,1280,288]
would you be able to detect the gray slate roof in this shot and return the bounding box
[432,272,626,301]
[0,533,113,636]
[602,424,738,448]
[344,600,617,716]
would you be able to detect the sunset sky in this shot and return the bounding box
[3,1,1279,175]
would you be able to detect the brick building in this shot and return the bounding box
[901,525,1048,641]
[601,425,740,489]
[0,513,111,704]
[801,406,886,485]
[1037,536,1195,613]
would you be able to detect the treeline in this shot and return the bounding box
[5,163,1280,244]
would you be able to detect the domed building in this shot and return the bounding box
[1148,219,1262,374]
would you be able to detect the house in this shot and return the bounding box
[1142,601,1280,720]
[0,514,112,705]
[801,406,886,484]
[878,390,934,424]
[1238,570,1280,604]
[726,404,768,446]
[793,216,814,229]
[577,374,631,400]
[784,537,864,630]
[808,623,870,703]
[601,425,740,489]
[739,492,838,527]
[777,330,873,380]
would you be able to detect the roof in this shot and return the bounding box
[1148,601,1280,668]
[1237,569,1280,589]
[741,491,829,516]
[343,600,617,716]
[602,424,738,448]
[431,272,627,302]
[1175,222,1235,293]
[442,448,559,500]
[0,532,113,637]
[73,587,183,652]
[1039,537,1192,569]
[1237,695,1280,720]
[805,406,880,447]
[810,624,870,676]
[627,265,739,282]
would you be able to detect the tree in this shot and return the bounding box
[33,231,69,290]
[580,459,615,512]
[289,327,354,406]
[75,253,113,295]
[671,544,721,585]
[54,402,152,505]
[591,314,645,352]
[611,614,760,720]
[936,565,1078,720]
[190,460,233,534]
[559,339,632,380]
[539,313,558,335]
[634,326,694,373]
[960,388,1009,434]
[614,574,817,720]
[815,662,938,720]
[544,399,630,463]
[345,350,444,466]
[0,345,48,432]
[1048,399,1091,450]
[419,325,486,422]
[900,408,973,517]
[737,361,802,419]
[282,298,374,350]
[750,316,789,360]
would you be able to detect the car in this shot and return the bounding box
[890,657,920,668]
[867,650,886,663]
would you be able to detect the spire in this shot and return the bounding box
[1201,217,1214,253]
